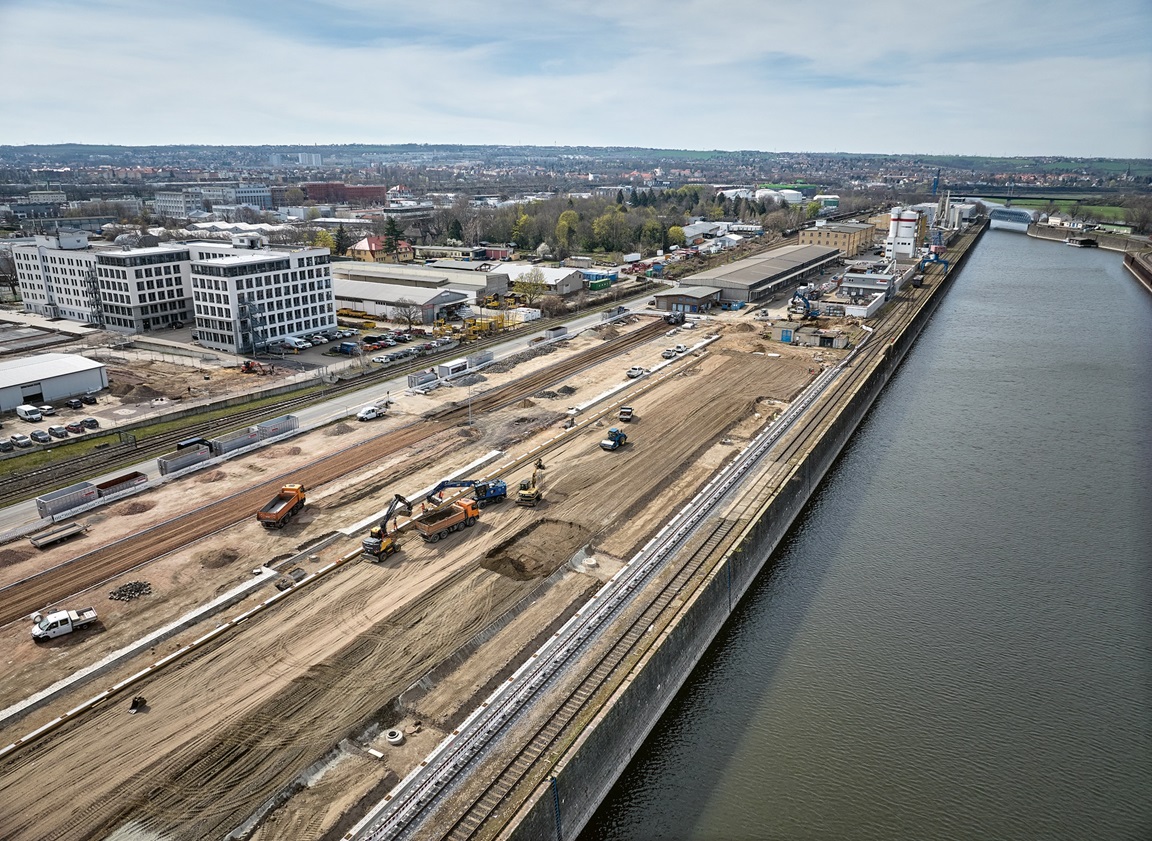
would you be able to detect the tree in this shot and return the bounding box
[640,218,664,250]
[805,201,822,219]
[512,267,548,306]
[305,206,322,222]
[447,217,464,242]
[593,208,633,253]
[285,187,305,205]
[334,223,352,256]
[312,229,336,251]
[555,209,579,252]
[616,189,625,205]
[538,295,568,317]
[382,216,403,256]
[667,226,686,247]
[510,209,530,245]
[391,298,422,330]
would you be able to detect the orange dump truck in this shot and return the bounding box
[413,498,481,543]
[257,483,306,529]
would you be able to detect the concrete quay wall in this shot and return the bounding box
[1026,223,1145,253]
[506,221,988,841]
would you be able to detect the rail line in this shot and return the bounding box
[0,299,650,509]
[0,319,668,627]
[349,228,981,841]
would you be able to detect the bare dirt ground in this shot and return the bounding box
[0,316,835,841]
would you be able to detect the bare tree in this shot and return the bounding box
[512,267,548,306]
[391,298,422,330]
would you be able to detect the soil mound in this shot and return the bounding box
[118,500,156,515]
[325,424,354,437]
[197,547,242,569]
[197,470,227,484]
[0,547,34,568]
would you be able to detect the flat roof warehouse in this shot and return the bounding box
[686,244,839,303]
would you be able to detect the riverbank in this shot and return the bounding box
[1026,222,1147,253]
[504,221,989,841]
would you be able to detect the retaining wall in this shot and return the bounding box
[1026,223,1145,253]
[507,222,988,841]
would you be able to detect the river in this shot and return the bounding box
[579,231,1152,841]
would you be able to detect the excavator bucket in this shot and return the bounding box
[128,695,146,714]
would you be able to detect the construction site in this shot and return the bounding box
[0,299,836,840]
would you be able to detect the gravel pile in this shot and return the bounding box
[109,580,152,601]
[486,343,559,374]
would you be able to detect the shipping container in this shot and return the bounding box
[407,371,437,388]
[436,360,470,379]
[466,350,494,368]
[95,471,148,497]
[35,482,98,519]
[544,326,568,340]
[209,426,262,455]
[255,414,299,440]
[157,445,211,476]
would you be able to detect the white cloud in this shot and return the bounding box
[0,0,1148,155]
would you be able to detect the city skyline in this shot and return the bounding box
[1,0,1150,158]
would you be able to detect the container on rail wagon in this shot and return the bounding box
[35,482,99,519]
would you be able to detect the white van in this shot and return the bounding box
[16,404,43,422]
[271,336,310,350]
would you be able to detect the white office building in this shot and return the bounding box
[13,230,194,331]
[201,184,273,211]
[188,236,336,354]
[153,188,205,219]
[13,231,336,353]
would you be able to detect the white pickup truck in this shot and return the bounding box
[32,607,98,640]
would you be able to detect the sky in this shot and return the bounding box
[1,0,1150,158]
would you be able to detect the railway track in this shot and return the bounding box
[0,300,651,509]
[366,229,982,841]
[0,319,667,627]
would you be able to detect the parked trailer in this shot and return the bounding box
[28,522,90,549]
[35,482,98,519]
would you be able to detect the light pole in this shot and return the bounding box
[467,383,473,427]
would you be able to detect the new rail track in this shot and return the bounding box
[0,319,668,627]
[353,227,981,841]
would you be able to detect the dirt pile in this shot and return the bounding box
[0,547,34,568]
[196,547,242,569]
[117,500,156,515]
[325,424,354,437]
[197,470,227,484]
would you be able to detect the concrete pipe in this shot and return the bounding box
[386,728,405,746]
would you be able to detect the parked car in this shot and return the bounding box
[30,430,51,444]
[626,366,646,378]
[9,434,32,448]
[38,404,56,417]
[0,439,14,452]
[81,393,98,405]
[371,356,390,364]
[80,417,100,429]
[65,398,84,410]
[661,348,677,359]
[673,344,689,354]
[65,421,86,434]
[47,425,69,439]
[393,334,412,343]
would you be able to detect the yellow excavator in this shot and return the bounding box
[516,459,546,507]
[362,494,414,558]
